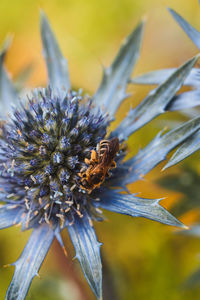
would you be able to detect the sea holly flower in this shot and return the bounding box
[1,12,200,300]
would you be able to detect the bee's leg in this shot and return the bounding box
[78,171,87,178]
[84,157,91,165]
[90,150,98,163]
[80,179,93,194]
[95,181,104,190]
[79,166,87,173]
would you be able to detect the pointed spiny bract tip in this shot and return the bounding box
[163,125,169,132]
[155,198,166,205]
[167,7,174,14]
[159,197,167,201]
[137,20,145,34]
[186,54,200,67]
[39,9,46,18]
[141,15,148,24]
[181,224,189,230]
[128,20,145,40]
[40,10,49,26]
[161,166,167,172]
[98,242,103,247]
[72,254,78,261]
[161,163,171,172]
[173,219,188,230]
[62,246,68,257]
[34,272,40,278]
[94,287,102,300]
[195,53,200,60]
[0,35,13,56]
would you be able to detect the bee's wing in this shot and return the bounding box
[109,138,120,157]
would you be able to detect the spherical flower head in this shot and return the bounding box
[0,88,111,230]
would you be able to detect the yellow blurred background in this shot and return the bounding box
[1,0,200,299]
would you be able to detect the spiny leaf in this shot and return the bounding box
[0,38,17,116]
[6,224,54,300]
[40,12,70,98]
[169,8,200,49]
[68,212,102,300]
[112,55,199,140]
[94,21,144,117]
[131,68,200,87]
[95,189,185,228]
[0,204,23,229]
[163,130,200,170]
[166,90,200,111]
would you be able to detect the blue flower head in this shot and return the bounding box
[1,11,200,300]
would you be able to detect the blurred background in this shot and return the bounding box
[1,0,200,299]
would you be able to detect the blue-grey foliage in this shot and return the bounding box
[68,212,102,299]
[40,12,70,98]
[0,38,17,115]
[6,224,54,300]
[112,55,199,140]
[94,21,144,117]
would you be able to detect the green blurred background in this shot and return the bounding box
[1,0,200,299]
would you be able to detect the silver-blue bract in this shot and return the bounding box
[132,7,200,171]
[1,11,200,300]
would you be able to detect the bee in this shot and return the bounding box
[79,137,119,193]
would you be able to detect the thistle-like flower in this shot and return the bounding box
[1,11,200,300]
